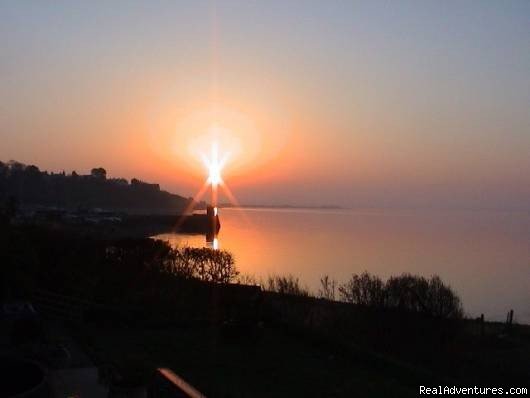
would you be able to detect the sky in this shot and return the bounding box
[1,1,529,209]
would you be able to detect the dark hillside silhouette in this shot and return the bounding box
[0,160,193,214]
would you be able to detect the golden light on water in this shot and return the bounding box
[173,126,253,251]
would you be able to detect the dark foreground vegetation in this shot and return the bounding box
[1,203,529,396]
[266,271,463,319]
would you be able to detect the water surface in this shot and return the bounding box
[154,208,530,323]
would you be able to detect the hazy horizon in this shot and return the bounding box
[2,1,529,209]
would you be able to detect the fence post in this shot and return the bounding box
[507,309,514,328]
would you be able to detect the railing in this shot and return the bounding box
[148,368,206,398]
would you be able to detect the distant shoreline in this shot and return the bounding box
[218,204,343,210]
[218,204,530,214]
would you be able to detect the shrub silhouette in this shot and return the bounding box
[267,275,309,297]
[164,246,238,284]
[339,272,463,319]
[338,271,386,307]
[386,273,429,312]
[423,275,463,319]
[318,275,337,301]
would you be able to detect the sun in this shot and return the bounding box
[203,142,226,187]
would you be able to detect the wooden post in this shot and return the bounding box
[149,368,206,398]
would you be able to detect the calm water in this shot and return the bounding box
[154,207,530,323]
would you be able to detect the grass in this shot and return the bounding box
[76,323,418,397]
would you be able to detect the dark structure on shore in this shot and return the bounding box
[0,160,223,237]
[205,205,220,244]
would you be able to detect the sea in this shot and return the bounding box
[154,207,530,323]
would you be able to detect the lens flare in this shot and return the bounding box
[202,142,226,186]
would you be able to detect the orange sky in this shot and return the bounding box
[1,2,529,209]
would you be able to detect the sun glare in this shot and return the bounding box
[203,142,226,186]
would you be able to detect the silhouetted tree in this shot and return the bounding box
[386,273,428,312]
[161,246,238,283]
[338,272,463,319]
[339,271,385,307]
[0,160,188,212]
[111,178,128,186]
[423,275,463,318]
[91,167,107,180]
[8,160,25,172]
[318,275,336,300]
[25,165,40,176]
[267,275,310,297]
